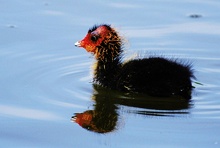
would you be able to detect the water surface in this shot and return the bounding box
[1,0,220,147]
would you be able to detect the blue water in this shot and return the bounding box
[1,0,220,147]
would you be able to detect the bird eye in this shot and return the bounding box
[91,35,98,42]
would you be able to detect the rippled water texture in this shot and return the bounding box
[1,0,220,147]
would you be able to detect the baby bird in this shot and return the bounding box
[75,24,195,100]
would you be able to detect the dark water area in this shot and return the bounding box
[1,0,220,147]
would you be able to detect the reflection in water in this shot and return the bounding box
[72,85,118,133]
[72,85,192,133]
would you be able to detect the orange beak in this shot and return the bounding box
[75,41,82,47]
[75,39,96,53]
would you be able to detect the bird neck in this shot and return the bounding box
[94,45,122,88]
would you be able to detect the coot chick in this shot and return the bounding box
[75,24,195,100]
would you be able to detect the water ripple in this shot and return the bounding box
[0,104,62,120]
